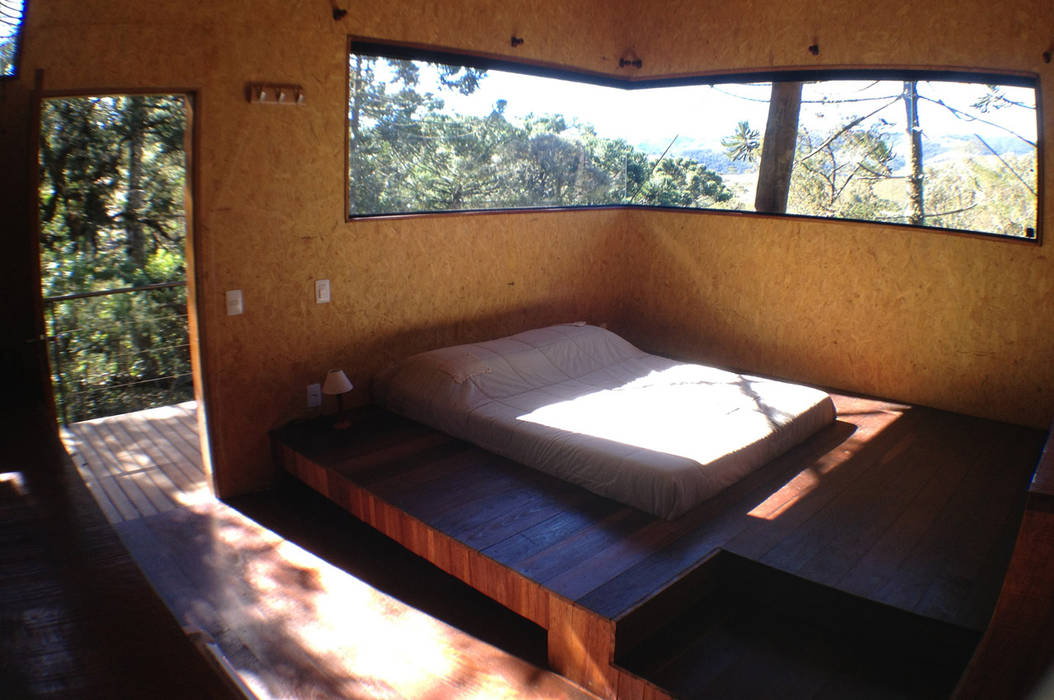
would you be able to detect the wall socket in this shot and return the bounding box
[225,289,243,315]
[315,279,330,303]
[307,383,322,408]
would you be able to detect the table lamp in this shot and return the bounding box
[322,369,353,428]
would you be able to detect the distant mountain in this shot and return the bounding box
[631,129,1031,176]
[630,136,756,174]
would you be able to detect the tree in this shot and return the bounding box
[790,121,896,220]
[39,95,191,422]
[348,54,733,216]
[722,121,761,164]
[754,81,802,213]
[903,81,925,225]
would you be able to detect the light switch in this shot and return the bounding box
[315,279,331,304]
[225,289,243,315]
[307,383,322,407]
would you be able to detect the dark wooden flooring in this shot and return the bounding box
[275,394,1044,634]
[618,552,980,699]
[0,402,236,699]
[954,427,1054,699]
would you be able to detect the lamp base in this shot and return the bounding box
[332,393,351,429]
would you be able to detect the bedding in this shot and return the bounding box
[373,323,835,519]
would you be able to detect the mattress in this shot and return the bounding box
[373,323,836,519]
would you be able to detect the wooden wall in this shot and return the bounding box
[611,0,1054,429]
[4,0,1051,497]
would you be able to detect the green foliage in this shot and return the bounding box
[788,122,898,221]
[923,153,1038,237]
[348,56,732,215]
[735,80,1039,236]
[722,121,761,164]
[39,96,191,423]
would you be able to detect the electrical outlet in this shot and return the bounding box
[315,279,330,304]
[307,383,322,408]
[225,289,243,315]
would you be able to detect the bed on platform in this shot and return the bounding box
[373,323,835,519]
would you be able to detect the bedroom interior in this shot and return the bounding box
[1,0,1053,698]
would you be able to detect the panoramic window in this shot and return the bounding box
[347,43,1039,240]
[0,0,25,78]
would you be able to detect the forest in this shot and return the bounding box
[348,53,1038,240]
[39,96,191,423]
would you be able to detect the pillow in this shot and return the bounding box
[424,349,492,384]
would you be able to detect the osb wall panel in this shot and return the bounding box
[12,0,1053,497]
[609,0,1054,430]
[617,206,1054,429]
[18,0,628,495]
[619,0,1049,76]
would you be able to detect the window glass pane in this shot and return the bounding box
[348,49,1038,240]
[0,0,25,78]
[788,80,1037,237]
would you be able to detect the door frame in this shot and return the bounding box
[31,80,217,494]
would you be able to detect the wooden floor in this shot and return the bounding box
[0,401,237,699]
[273,394,1047,698]
[60,402,597,699]
[60,401,210,523]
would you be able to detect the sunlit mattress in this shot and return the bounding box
[373,323,835,519]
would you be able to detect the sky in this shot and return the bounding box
[403,59,1038,157]
[0,0,25,39]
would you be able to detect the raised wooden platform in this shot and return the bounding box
[271,394,1045,698]
[954,424,1054,699]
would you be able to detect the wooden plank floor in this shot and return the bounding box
[59,401,596,699]
[0,401,237,699]
[273,394,1047,698]
[116,499,596,700]
[60,401,210,523]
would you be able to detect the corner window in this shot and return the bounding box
[347,42,1039,241]
[1,0,26,78]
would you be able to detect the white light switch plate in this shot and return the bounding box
[225,289,243,315]
[315,279,330,304]
[307,383,322,408]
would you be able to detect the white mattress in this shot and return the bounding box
[373,323,835,519]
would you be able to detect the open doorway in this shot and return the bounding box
[37,93,211,521]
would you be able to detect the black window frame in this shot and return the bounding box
[346,38,1043,245]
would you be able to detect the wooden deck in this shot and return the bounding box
[60,401,211,523]
[272,394,1047,699]
[59,401,595,699]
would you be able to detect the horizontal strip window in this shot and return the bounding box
[0,0,26,78]
[347,40,1040,241]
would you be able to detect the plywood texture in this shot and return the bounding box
[615,207,1054,430]
[621,0,1052,75]
[7,0,1053,498]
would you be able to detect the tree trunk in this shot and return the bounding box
[755,81,803,213]
[124,96,147,268]
[904,81,925,225]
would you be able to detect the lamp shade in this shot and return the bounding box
[322,369,353,395]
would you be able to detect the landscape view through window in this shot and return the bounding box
[349,47,1038,240]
